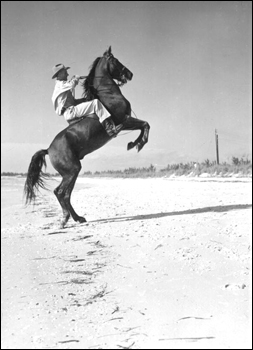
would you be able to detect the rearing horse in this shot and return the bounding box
[24,46,150,228]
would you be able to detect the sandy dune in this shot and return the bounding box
[1,176,252,349]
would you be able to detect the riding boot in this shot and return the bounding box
[102,117,117,137]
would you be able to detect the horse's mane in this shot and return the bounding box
[82,57,101,101]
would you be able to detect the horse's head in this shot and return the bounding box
[103,46,133,86]
[82,46,133,100]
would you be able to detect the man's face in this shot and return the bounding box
[57,68,69,81]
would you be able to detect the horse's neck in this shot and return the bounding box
[95,72,130,117]
[96,74,122,96]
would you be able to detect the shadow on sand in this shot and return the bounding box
[90,204,252,224]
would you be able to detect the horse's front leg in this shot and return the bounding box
[136,122,150,152]
[122,116,150,152]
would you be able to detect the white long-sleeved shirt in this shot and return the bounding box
[52,76,80,116]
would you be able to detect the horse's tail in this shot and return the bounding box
[24,149,49,205]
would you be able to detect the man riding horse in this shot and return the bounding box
[51,63,118,137]
[25,47,150,227]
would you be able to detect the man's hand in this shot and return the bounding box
[71,75,86,80]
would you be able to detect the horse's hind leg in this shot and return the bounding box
[54,162,86,228]
[54,183,70,227]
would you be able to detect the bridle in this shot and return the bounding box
[105,54,128,86]
[83,53,128,97]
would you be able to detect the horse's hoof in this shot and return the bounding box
[59,222,66,229]
[77,217,87,224]
[127,142,135,151]
[136,143,143,152]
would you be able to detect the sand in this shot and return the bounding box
[1,176,252,349]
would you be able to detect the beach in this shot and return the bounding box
[1,176,252,349]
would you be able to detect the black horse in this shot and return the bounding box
[24,46,150,227]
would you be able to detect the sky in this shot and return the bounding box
[1,1,252,173]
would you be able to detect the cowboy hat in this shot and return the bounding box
[52,63,70,79]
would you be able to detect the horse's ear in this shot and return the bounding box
[103,46,112,58]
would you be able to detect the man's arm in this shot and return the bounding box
[71,75,87,105]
